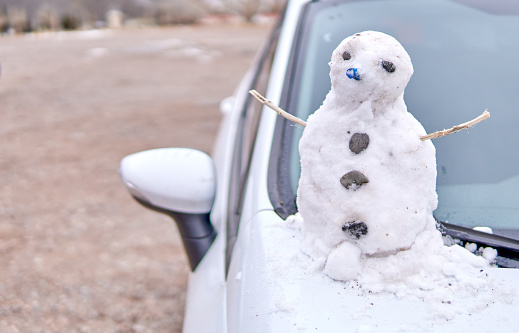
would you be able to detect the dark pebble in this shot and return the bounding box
[340,170,369,189]
[342,221,368,239]
[349,132,370,154]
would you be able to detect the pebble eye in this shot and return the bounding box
[382,60,396,73]
[342,51,351,61]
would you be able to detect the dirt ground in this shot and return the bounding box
[0,24,271,332]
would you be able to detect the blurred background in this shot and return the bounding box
[0,0,281,332]
[0,0,285,32]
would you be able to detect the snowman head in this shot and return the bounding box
[329,31,413,107]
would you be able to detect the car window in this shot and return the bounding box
[272,0,519,237]
[226,23,281,270]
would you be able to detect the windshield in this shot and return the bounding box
[280,0,519,238]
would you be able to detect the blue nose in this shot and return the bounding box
[346,68,361,81]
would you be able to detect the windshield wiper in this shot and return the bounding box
[437,221,519,268]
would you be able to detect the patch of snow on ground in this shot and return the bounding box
[129,39,187,54]
[87,47,109,58]
[128,39,221,63]
[25,30,112,41]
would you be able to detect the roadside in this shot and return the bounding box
[0,24,270,332]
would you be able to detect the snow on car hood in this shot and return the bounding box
[226,210,519,333]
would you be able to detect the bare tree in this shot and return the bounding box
[0,7,8,32]
[220,0,260,22]
[34,3,60,30]
[153,0,205,25]
[75,0,112,21]
[120,0,151,18]
[266,0,287,13]
[61,0,91,29]
[7,6,29,33]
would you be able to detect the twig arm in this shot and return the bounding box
[420,110,490,141]
[249,89,489,140]
[249,90,307,127]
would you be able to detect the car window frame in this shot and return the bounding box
[225,16,284,272]
[267,1,313,220]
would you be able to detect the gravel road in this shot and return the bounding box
[0,24,270,332]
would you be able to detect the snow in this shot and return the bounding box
[128,39,221,63]
[25,29,112,41]
[465,242,478,253]
[482,247,498,261]
[129,38,187,54]
[474,226,494,234]
[87,47,109,58]
[258,214,515,330]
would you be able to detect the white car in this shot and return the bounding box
[120,0,519,331]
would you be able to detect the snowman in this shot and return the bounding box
[297,31,438,281]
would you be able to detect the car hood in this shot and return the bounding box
[227,210,519,332]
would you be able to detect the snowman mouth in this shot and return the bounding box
[346,68,361,80]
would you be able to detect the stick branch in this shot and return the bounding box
[420,110,490,141]
[249,90,307,127]
[249,90,490,141]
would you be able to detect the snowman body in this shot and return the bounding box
[297,31,438,280]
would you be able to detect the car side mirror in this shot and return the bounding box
[119,148,217,270]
